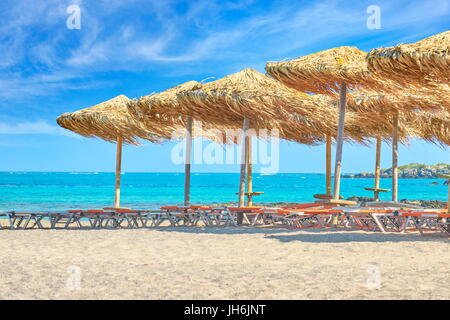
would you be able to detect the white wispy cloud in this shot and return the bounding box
[0,121,79,137]
[0,0,448,100]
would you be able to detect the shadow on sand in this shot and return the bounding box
[154,227,449,243]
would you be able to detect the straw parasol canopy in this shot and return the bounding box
[175,68,351,145]
[57,94,183,208]
[310,94,413,143]
[128,81,240,144]
[56,95,168,145]
[266,47,394,203]
[265,46,381,94]
[129,81,201,127]
[343,90,450,143]
[345,89,450,114]
[367,30,450,88]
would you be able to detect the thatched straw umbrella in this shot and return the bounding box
[57,95,169,208]
[406,110,450,213]
[174,69,340,140]
[266,46,383,204]
[346,91,449,203]
[310,93,408,200]
[367,30,450,89]
[407,109,450,212]
[129,81,199,207]
[128,81,236,206]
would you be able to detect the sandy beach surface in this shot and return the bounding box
[0,227,449,300]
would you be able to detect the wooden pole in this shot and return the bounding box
[326,134,332,196]
[392,115,399,202]
[238,118,249,224]
[246,135,253,206]
[333,82,347,200]
[184,117,193,206]
[374,137,382,201]
[114,136,123,208]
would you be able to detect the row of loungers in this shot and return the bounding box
[0,204,449,237]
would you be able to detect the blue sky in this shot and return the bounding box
[0,0,448,173]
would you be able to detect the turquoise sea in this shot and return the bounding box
[0,172,446,211]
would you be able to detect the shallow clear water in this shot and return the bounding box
[0,172,446,211]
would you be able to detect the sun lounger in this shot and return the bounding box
[159,206,211,226]
[46,210,84,229]
[282,203,333,210]
[365,201,422,209]
[227,207,263,225]
[265,207,338,229]
[3,211,47,229]
[160,206,196,226]
[0,211,7,229]
[401,210,450,237]
[82,209,120,228]
[334,208,410,232]
[195,207,235,226]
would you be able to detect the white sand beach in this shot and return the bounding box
[0,227,449,300]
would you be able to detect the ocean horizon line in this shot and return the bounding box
[1,171,337,174]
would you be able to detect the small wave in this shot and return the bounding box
[69,172,99,175]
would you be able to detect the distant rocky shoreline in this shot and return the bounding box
[343,163,449,180]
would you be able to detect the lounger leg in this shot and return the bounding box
[16,216,25,229]
[7,213,15,229]
[75,217,82,228]
[23,215,33,229]
[372,215,386,233]
[64,215,73,229]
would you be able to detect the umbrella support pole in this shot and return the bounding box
[333,82,347,200]
[326,134,332,196]
[238,118,249,224]
[184,117,193,207]
[246,134,253,206]
[114,136,123,208]
[392,115,399,202]
[374,137,382,201]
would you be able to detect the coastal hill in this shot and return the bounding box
[343,163,450,179]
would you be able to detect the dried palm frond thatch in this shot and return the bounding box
[311,94,412,144]
[367,30,450,88]
[334,90,450,145]
[129,81,201,124]
[265,46,381,94]
[404,110,450,147]
[128,81,243,144]
[344,89,450,114]
[56,95,170,145]
[175,68,355,145]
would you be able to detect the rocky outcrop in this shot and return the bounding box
[343,163,450,180]
[399,199,447,209]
